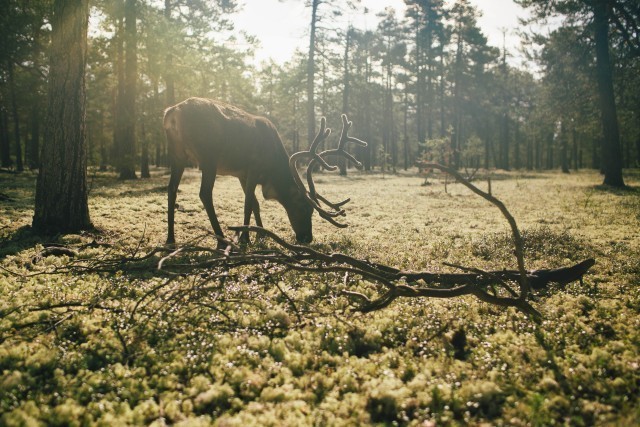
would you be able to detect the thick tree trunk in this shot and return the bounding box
[593,1,624,187]
[33,0,91,233]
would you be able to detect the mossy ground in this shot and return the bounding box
[1,168,639,426]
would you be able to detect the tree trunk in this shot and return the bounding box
[514,119,520,170]
[306,0,319,147]
[452,28,463,169]
[141,117,150,178]
[338,27,351,176]
[164,0,175,106]
[560,120,569,173]
[415,19,425,151]
[29,105,40,169]
[0,108,11,168]
[8,62,23,172]
[113,4,124,170]
[593,1,624,187]
[403,82,409,170]
[572,126,578,170]
[33,0,91,233]
[546,132,554,169]
[117,0,137,179]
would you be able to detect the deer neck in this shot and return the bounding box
[262,160,297,203]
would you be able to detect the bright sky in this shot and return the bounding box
[233,0,531,67]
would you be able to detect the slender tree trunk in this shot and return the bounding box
[292,96,299,153]
[118,0,137,179]
[415,20,425,152]
[29,105,40,169]
[33,0,91,233]
[140,118,150,178]
[360,44,372,171]
[514,119,520,170]
[114,0,138,179]
[0,107,11,168]
[339,28,351,176]
[403,82,409,170]
[560,120,569,173]
[164,0,175,106]
[484,138,490,169]
[533,136,538,169]
[546,133,554,169]
[439,45,446,138]
[306,0,319,147]
[113,4,124,169]
[593,1,624,186]
[99,111,107,171]
[8,62,23,172]
[452,28,463,169]
[500,34,509,171]
[572,126,578,170]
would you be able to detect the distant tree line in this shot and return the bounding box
[1,0,639,187]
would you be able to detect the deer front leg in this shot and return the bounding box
[199,167,226,249]
[167,164,185,245]
[240,176,260,244]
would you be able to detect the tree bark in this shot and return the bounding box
[560,120,569,173]
[0,107,11,168]
[164,0,175,107]
[29,105,40,169]
[118,0,138,179]
[140,117,150,178]
[33,0,91,233]
[593,1,624,187]
[306,0,319,147]
[338,27,351,176]
[8,62,23,172]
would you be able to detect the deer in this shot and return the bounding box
[163,97,367,247]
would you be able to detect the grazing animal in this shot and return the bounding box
[163,97,313,245]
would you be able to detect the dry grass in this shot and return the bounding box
[1,167,639,426]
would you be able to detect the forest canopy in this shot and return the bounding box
[0,0,638,182]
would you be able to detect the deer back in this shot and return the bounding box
[164,97,295,198]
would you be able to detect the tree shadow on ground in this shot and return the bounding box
[591,183,639,195]
[0,225,108,261]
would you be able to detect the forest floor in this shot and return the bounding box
[1,167,639,426]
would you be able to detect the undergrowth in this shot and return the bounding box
[1,168,639,426]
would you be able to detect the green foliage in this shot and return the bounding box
[1,169,639,425]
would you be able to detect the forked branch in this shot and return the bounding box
[289,114,367,227]
[417,162,530,300]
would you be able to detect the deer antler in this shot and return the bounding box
[289,114,367,227]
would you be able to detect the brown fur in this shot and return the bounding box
[164,97,313,245]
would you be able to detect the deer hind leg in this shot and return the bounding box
[199,167,226,248]
[239,176,262,244]
[167,164,185,245]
